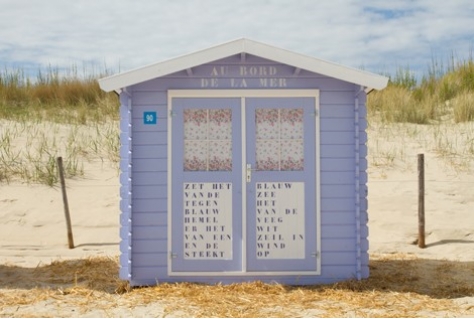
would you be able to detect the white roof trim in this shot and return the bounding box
[98,38,388,92]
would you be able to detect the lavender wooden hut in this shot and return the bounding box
[99,38,388,286]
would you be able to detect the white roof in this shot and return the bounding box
[98,38,388,92]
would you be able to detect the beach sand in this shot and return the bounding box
[1,119,473,317]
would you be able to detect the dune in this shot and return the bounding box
[0,119,473,317]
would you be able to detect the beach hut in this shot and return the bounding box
[99,38,388,286]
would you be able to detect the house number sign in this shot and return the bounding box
[183,182,233,260]
[143,111,157,125]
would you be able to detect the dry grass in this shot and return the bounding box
[368,57,474,124]
[453,91,474,123]
[0,120,119,185]
[368,85,438,124]
[367,117,474,176]
[0,67,119,124]
[1,254,473,317]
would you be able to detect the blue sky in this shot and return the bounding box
[0,0,473,80]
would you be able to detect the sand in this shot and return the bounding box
[367,121,474,263]
[1,119,473,317]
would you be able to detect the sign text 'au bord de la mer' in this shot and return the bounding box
[200,66,288,88]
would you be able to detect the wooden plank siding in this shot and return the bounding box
[123,55,369,285]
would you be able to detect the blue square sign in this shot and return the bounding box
[143,111,157,125]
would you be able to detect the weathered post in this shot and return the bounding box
[57,157,74,249]
[418,154,426,248]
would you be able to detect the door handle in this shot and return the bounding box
[246,164,257,183]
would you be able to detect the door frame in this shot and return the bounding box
[167,89,321,276]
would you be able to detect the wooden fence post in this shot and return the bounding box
[418,154,426,248]
[57,157,74,249]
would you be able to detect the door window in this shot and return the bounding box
[255,108,304,171]
[184,109,233,171]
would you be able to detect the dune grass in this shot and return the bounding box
[368,57,474,124]
[366,56,474,174]
[0,120,120,186]
[1,57,474,185]
[0,66,120,185]
[0,66,119,124]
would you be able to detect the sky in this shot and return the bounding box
[0,0,473,80]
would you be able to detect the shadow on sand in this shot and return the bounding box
[73,242,119,248]
[427,239,474,248]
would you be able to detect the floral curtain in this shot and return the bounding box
[184,109,232,171]
[255,108,304,171]
[183,107,303,172]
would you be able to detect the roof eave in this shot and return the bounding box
[241,39,388,91]
[98,39,245,92]
[99,38,388,93]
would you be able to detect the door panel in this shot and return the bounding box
[170,98,242,272]
[245,98,317,272]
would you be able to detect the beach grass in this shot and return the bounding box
[0,67,119,185]
[1,57,474,185]
[368,56,474,124]
[0,66,119,124]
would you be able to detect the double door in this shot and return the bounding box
[169,91,319,275]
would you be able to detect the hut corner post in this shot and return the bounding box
[418,154,426,249]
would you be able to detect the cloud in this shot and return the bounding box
[0,0,472,79]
